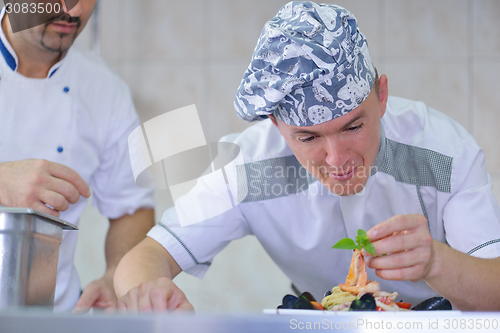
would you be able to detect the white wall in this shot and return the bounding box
[73,0,500,313]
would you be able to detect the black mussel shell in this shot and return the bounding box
[324,290,333,298]
[299,292,317,303]
[291,297,315,310]
[281,294,299,309]
[349,293,377,311]
[411,297,452,311]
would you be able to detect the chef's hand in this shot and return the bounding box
[73,274,117,314]
[363,214,435,282]
[0,159,90,217]
[117,277,194,313]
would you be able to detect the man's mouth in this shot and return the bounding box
[327,168,355,181]
[49,21,78,34]
[47,13,81,34]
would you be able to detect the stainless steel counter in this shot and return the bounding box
[1,310,500,333]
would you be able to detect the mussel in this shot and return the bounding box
[411,297,452,311]
[280,294,298,309]
[349,293,376,311]
[299,292,317,303]
[291,297,316,310]
[278,292,321,310]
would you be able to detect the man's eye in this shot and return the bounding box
[299,136,315,143]
[346,124,363,132]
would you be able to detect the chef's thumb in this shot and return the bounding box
[72,288,99,315]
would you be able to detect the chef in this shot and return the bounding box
[114,1,500,311]
[0,1,155,312]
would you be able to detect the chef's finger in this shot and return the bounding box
[367,214,427,241]
[367,248,429,271]
[91,291,117,309]
[165,292,193,312]
[373,264,428,282]
[73,284,101,314]
[371,229,431,256]
[117,299,128,314]
[137,283,154,313]
[39,190,70,212]
[47,176,82,205]
[173,300,195,312]
[149,287,168,312]
[362,232,404,257]
[32,201,60,217]
[47,162,90,198]
[122,288,140,313]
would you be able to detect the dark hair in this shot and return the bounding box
[373,67,380,97]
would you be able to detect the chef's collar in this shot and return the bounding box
[0,7,64,78]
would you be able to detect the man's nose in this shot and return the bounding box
[63,0,83,16]
[324,137,350,169]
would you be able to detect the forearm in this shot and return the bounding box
[425,240,500,310]
[114,236,181,298]
[104,208,155,276]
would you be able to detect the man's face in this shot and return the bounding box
[8,0,97,53]
[271,75,388,196]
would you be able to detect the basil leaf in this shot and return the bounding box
[355,230,366,247]
[333,229,375,255]
[357,229,367,238]
[364,242,376,256]
[332,238,357,250]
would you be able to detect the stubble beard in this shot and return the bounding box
[39,26,77,53]
[39,14,81,53]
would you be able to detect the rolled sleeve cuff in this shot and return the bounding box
[467,239,500,259]
[147,223,211,279]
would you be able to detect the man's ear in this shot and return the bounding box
[378,74,389,118]
[269,114,279,127]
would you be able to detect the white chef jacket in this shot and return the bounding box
[0,9,155,312]
[148,95,500,306]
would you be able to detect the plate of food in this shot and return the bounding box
[264,230,452,315]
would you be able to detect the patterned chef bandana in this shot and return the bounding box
[234,1,376,126]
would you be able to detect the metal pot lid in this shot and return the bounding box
[0,207,78,230]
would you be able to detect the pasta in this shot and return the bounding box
[321,286,357,311]
[321,249,409,311]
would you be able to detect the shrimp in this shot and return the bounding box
[339,249,380,296]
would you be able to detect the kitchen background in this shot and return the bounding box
[15,0,500,313]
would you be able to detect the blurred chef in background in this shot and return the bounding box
[114,1,500,312]
[0,0,155,312]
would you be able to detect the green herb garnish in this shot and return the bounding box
[332,229,376,256]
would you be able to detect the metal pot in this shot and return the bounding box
[0,208,77,310]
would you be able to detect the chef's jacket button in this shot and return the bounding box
[63,87,70,93]
[57,146,64,153]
